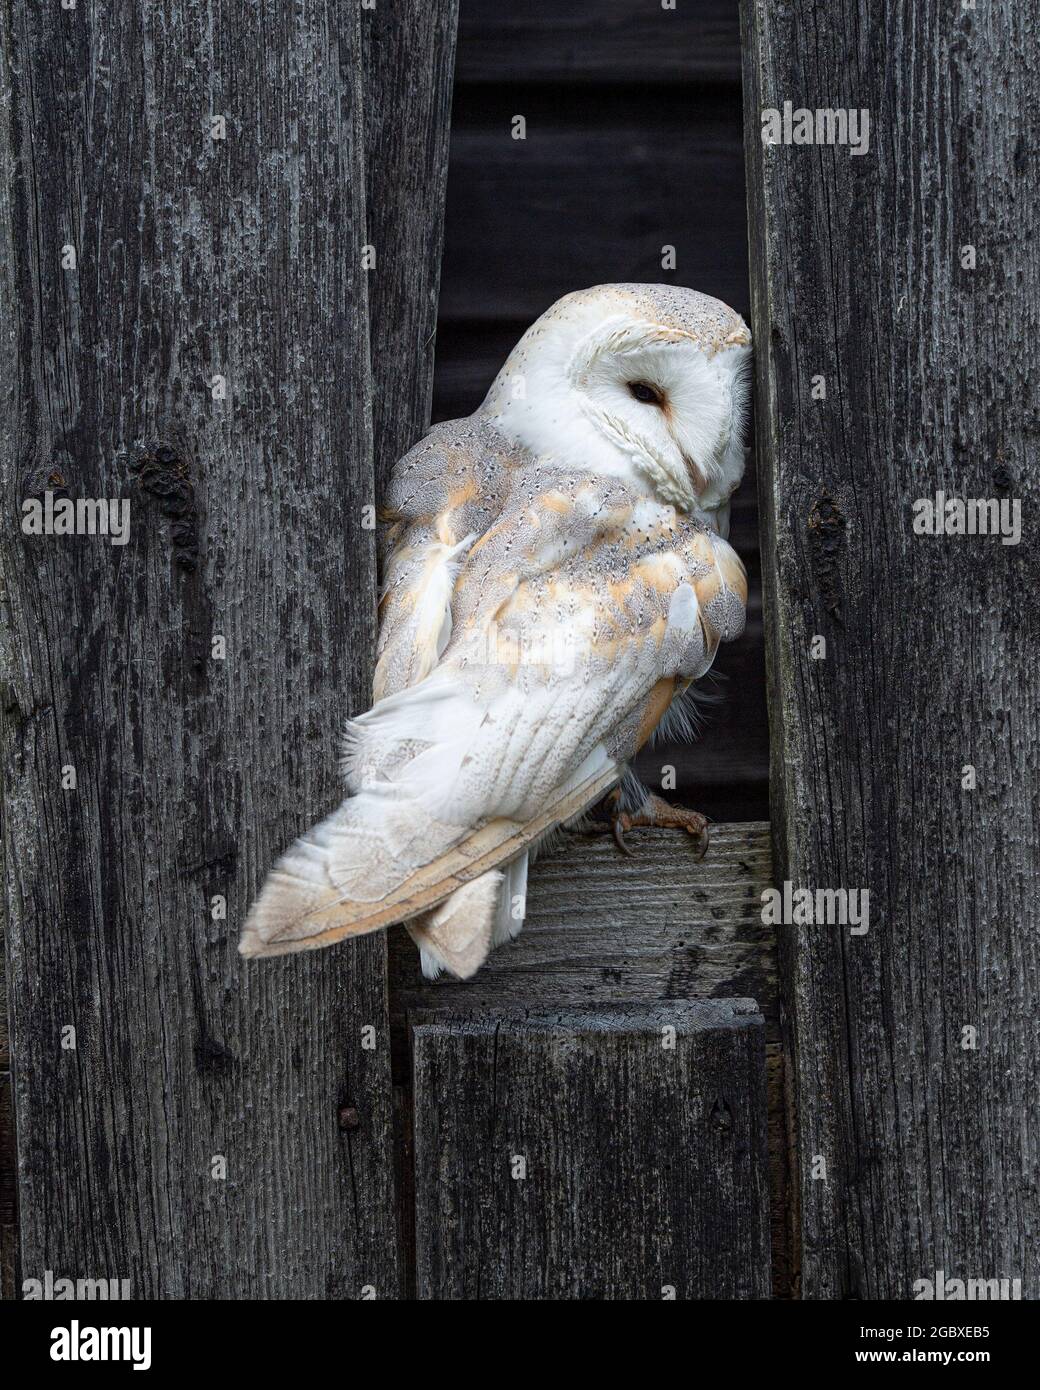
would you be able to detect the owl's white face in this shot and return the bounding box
[481,284,752,526]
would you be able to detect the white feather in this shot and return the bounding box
[494,852,530,947]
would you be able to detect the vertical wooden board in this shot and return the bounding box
[362,0,459,496]
[0,0,17,1306]
[0,1072,15,1299]
[413,1002,771,1300]
[741,0,1040,1297]
[0,3,398,1296]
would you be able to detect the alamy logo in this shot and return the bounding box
[50,1320,151,1371]
[482,620,589,676]
[913,1269,1022,1301]
[761,881,870,935]
[912,492,1021,546]
[21,490,130,546]
[23,1270,131,1300]
[761,101,870,156]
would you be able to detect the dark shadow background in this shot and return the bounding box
[432,0,767,822]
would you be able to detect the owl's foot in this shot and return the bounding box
[594,789,711,860]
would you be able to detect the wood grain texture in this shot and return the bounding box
[0,4,16,1300]
[362,0,459,497]
[395,822,790,1296]
[413,1001,771,1299]
[455,0,741,85]
[0,2,398,1297]
[391,824,776,1050]
[0,923,6,1071]
[742,0,1040,1298]
[0,1072,15,1299]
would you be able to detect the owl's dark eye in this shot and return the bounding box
[628,380,663,405]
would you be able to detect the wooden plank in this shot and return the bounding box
[398,823,790,1296]
[413,1001,771,1299]
[362,0,459,496]
[0,1072,15,1300]
[360,6,459,1300]
[742,0,1040,1298]
[395,823,789,1296]
[0,2,398,1297]
[0,922,6,1071]
[455,0,741,85]
[391,824,775,1045]
[0,6,14,1300]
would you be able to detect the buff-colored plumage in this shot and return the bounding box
[240,284,751,976]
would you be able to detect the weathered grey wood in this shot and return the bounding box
[455,0,741,84]
[360,7,460,1300]
[0,885,11,1298]
[0,1071,14,1299]
[391,823,776,1047]
[0,921,7,1072]
[397,822,789,1296]
[362,0,459,497]
[413,1001,771,1299]
[742,0,1040,1298]
[0,11,16,1299]
[0,2,398,1297]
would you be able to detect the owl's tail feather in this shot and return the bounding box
[238,758,617,960]
[404,872,505,981]
[404,851,529,982]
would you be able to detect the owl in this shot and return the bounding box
[240,284,751,979]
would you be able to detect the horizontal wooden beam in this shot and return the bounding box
[391,822,775,1040]
[437,106,748,327]
[454,0,741,85]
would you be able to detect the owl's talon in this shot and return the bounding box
[593,790,711,860]
[612,814,635,857]
[587,788,637,855]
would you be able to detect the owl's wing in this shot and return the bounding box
[371,421,514,705]
[366,426,524,976]
[240,468,745,958]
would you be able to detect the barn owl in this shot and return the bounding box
[240,284,751,979]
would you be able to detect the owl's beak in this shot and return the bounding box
[679,451,707,495]
[696,494,731,539]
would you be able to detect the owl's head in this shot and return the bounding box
[481,284,752,526]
